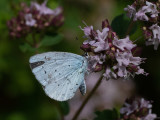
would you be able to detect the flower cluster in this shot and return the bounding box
[80,20,147,79]
[120,97,157,120]
[124,0,160,50]
[7,0,64,38]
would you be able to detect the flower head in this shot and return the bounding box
[120,97,157,120]
[31,0,54,15]
[80,19,147,80]
[7,1,64,38]
[125,0,160,50]
[25,13,36,26]
[125,1,159,22]
[144,24,160,50]
[124,5,136,19]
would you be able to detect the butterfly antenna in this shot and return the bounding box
[82,20,88,26]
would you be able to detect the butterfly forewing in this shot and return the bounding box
[29,52,88,101]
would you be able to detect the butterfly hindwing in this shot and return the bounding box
[44,67,85,101]
[29,52,87,101]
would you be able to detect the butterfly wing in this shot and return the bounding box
[29,52,88,101]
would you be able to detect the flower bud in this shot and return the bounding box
[139,108,149,117]
[143,29,152,39]
[94,63,103,72]
[102,19,110,29]
[128,65,138,72]
[80,44,91,52]
[90,30,97,39]
[149,16,158,23]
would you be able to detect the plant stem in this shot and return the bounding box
[125,20,134,36]
[72,75,104,120]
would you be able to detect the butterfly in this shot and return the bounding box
[29,52,88,101]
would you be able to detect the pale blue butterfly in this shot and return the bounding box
[29,52,88,101]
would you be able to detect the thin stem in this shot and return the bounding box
[72,75,104,120]
[125,20,134,36]
[32,33,37,47]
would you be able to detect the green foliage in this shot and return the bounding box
[19,43,37,53]
[59,101,70,115]
[39,34,63,47]
[111,14,137,38]
[6,113,27,120]
[47,0,59,9]
[94,109,119,120]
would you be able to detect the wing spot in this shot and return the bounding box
[58,84,60,86]
[48,74,52,79]
[67,79,71,83]
[44,71,46,74]
[55,70,57,72]
[76,84,78,85]
[45,56,51,61]
[59,73,61,75]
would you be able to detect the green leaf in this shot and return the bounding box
[6,112,27,120]
[59,101,70,115]
[47,0,59,9]
[94,109,119,120]
[111,14,137,38]
[19,43,36,53]
[39,34,63,47]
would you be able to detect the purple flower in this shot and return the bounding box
[93,28,109,52]
[114,65,130,78]
[113,36,136,51]
[125,1,159,21]
[88,54,106,71]
[115,50,143,67]
[134,8,149,21]
[81,26,93,37]
[120,97,157,120]
[103,67,117,79]
[140,98,152,109]
[7,1,64,38]
[146,24,160,50]
[124,5,136,19]
[120,101,139,115]
[143,110,157,120]
[80,19,146,79]
[31,0,55,15]
[25,13,36,26]
[142,1,159,18]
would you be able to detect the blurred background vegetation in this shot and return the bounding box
[0,0,160,120]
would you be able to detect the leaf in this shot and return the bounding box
[59,101,70,115]
[39,34,63,47]
[94,109,119,120]
[19,43,36,53]
[111,14,137,38]
[47,0,59,9]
